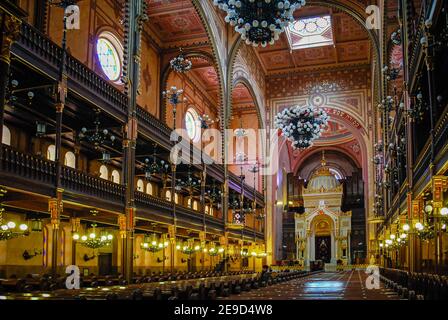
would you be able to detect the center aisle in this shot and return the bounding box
[220,271,400,300]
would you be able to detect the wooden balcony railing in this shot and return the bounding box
[61,166,125,203]
[0,146,263,238]
[1,145,56,185]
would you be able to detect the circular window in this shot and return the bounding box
[185,108,200,142]
[96,32,123,82]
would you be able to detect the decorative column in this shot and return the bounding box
[0,9,21,162]
[121,0,147,283]
[118,214,126,273]
[432,176,448,273]
[70,217,80,265]
[49,192,63,274]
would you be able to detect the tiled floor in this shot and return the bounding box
[220,271,400,300]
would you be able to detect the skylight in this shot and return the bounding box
[286,15,334,50]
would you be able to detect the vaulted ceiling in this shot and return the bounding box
[147,0,208,48]
[255,6,371,75]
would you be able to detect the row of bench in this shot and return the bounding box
[1,270,313,300]
[379,267,448,300]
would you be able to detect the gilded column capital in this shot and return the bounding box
[0,12,21,65]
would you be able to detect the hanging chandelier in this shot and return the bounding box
[176,166,201,193]
[203,242,225,256]
[73,224,113,249]
[78,110,116,150]
[274,105,329,149]
[213,0,306,46]
[170,48,192,73]
[0,206,29,241]
[141,233,169,253]
[176,238,201,255]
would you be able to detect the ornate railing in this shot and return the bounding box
[1,145,56,185]
[61,166,125,203]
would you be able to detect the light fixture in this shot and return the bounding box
[78,110,116,150]
[140,233,168,253]
[36,121,47,137]
[213,0,306,46]
[0,205,29,241]
[170,48,192,73]
[176,238,201,255]
[73,224,113,249]
[415,222,424,231]
[425,204,433,213]
[101,151,111,164]
[274,105,329,149]
[162,86,187,108]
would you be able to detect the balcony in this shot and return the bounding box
[12,22,229,185]
[0,146,264,239]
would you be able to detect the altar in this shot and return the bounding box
[295,153,351,269]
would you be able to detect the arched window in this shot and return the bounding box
[146,183,153,195]
[2,125,11,146]
[193,201,198,211]
[185,108,200,142]
[205,205,210,215]
[111,170,120,183]
[165,190,172,202]
[99,165,108,179]
[96,32,123,82]
[47,145,56,161]
[136,179,144,191]
[174,193,179,204]
[64,151,76,168]
[187,198,192,208]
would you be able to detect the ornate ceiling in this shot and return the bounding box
[146,0,208,48]
[255,6,371,75]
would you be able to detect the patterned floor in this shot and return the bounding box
[220,271,400,300]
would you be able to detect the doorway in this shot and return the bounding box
[98,253,112,276]
[315,236,331,263]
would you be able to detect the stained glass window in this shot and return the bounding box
[185,108,199,142]
[286,15,334,50]
[96,34,122,82]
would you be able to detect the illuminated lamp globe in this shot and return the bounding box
[81,235,88,241]
[441,207,448,216]
[390,234,396,240]
[7,221,16,229]
[107,234,113,240]
[89,233,96,239]
[425,205,433,213]
[402,224,410,232]
[73,233,80,240]
[415,222,424,230]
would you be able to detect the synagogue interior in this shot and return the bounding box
[0,0,447,301]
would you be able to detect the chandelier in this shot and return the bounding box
[78,110,116,150]
[213,0,306,46]
[141,233,169,253]
[176,238,201,255]
[143,145,169,181]
[203,242,225,256]
[170,48,192,73]
[176,166,201,193]
[0,206,29,241]
[207,181,223,209]
[73,224,113,249]
[274,105,328,149]
[163,86,187,107]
